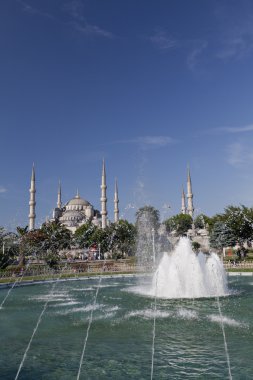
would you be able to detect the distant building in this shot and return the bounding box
[28,160,120,233]
[181,166,194,218]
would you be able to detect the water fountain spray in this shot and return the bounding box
[14,262,69,379]
[77,258,107,379]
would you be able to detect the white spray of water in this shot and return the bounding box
[15,264,68,380]
[137,237,231,378]
[216,296,232,380]
[140,238,228,299]
[77,261,106,380]
[150,270,158,380]
[0,264,30,309]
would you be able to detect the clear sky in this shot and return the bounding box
[1,0,253,229]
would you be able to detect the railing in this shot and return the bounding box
[0,262,139,280]
[2,260,253,281]
[223,261,253,269]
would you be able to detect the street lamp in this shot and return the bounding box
[98,243,101,260]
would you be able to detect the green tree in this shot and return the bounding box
[0,228,18,269]
[40,221,72,267]
[90,227,110,254]
[209,221,236,250]
[194,214,211,229]
[222,205,253,247]
[192,241,201,252]
[165,214,193,236]
[108,220,136,258]
[74,222,98,249]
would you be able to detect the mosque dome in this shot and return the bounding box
[65,193,91,212]
[67,195,90,207]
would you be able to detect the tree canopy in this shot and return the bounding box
[164,214,193,236]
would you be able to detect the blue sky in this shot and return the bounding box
[1,0,253,229]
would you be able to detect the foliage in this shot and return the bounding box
[15,222,72,267]
[194,214,211,229]
[75,220,136,257]
[90,227,110,253]
[74,222,98,249]
[209,221,236,250]
[165,214,193,236]
[0,228,18,269]
[108,220,136,258]
[222,205,253,246]
[40,221,72,254]
[208,205,253,248]
[192,241,201,252]
[43,251,60,269]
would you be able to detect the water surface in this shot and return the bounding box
[0,276,252,379]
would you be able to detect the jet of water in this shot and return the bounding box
[15,263,68,379]
[151,269,159,380]
[216,296,232,379]
[77,260,106,380]
[148,238,228,299]
[0,263,31,310]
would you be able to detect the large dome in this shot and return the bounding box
[66,194,90,207]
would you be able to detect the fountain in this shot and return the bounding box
[134,210,232,379]
[137,237,229,299]
[0,221,252,379]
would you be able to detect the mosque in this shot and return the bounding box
[28,160,194,234]
[28,160,119,233]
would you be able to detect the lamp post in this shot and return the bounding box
[98,243,101,260]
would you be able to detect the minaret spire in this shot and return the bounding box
[100,159,107,229]
[57,180,62,209]
[114,178,119,223]
[181,186,186,214]
[187,165,194,218]
[28,163,36,230]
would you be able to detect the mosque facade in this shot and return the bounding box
[28,160,119,233]
[28,161,194,234]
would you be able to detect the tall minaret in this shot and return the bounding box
[57,180,62,209]
[28,164,36,231]
[100,159,107,229]
[114,178,119,223]
[187,166,194,218]
[181,186,186,214]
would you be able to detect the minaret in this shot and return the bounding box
[114,178,119,223]
[187,166,194,218]
[57,180,62,209]
[28,164,36,231]
[100,159,107,229]
[181,186,186,214]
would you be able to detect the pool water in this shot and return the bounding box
[0,275,252,379]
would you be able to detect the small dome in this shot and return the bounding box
[66,194,90,207]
